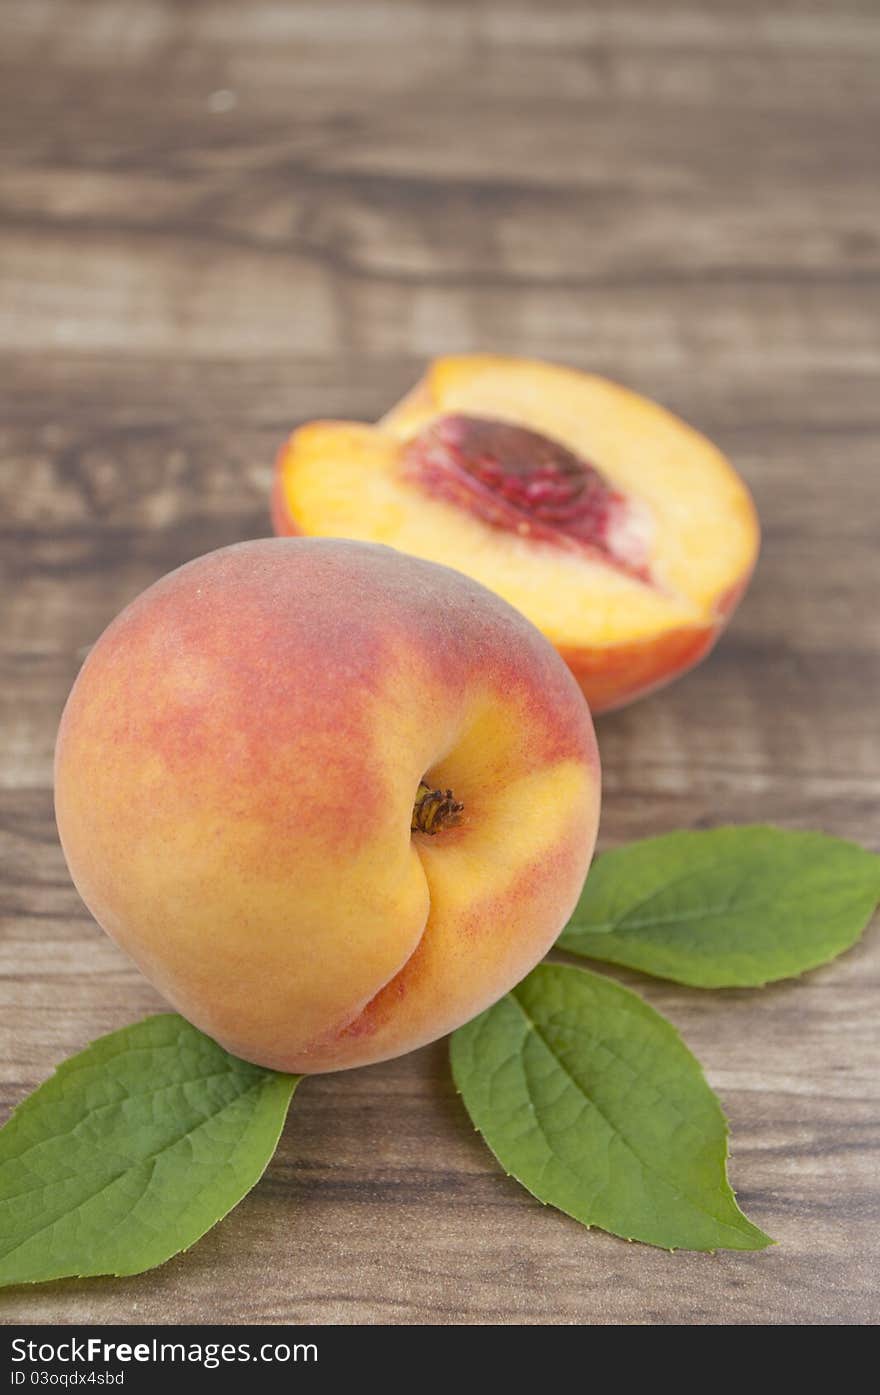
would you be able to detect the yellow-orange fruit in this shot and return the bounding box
[55,538,600,1073]
[273,355,760,712]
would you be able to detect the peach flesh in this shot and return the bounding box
[272,354,760,713]
[404,414,650,581]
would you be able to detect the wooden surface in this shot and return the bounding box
[1,0,879,1326]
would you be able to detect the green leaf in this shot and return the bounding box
[559,826,880,988]
[451,963,771,1252]
[0,1014,299,1287]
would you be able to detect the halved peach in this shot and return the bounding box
[273,355,759,713]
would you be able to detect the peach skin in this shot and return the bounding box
[273,355,760,712]
[54,538,600,1073]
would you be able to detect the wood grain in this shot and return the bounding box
[1,0,878,1325]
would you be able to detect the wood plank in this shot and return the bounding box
[0,0,878,1325]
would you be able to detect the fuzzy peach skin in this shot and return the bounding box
[54,538,600,1073]
[273,355,760,712]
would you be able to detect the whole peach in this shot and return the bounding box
[55,539,600,1072]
